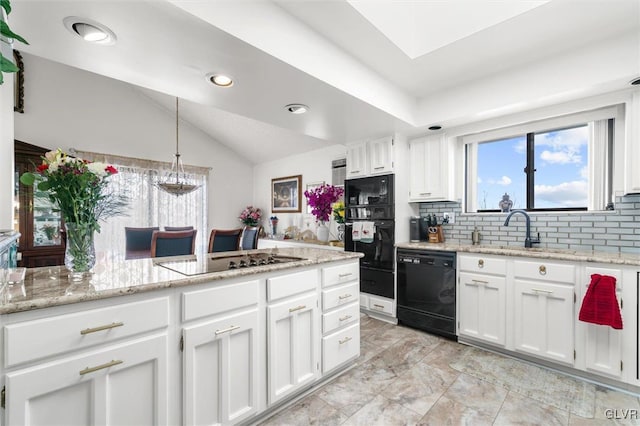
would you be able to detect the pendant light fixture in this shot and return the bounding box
[156,97,200,196]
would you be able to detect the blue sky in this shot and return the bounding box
[476,126,588,210]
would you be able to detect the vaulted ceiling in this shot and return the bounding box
[10,0,640,164]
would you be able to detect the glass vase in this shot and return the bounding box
[337,223,345,241]
[64,222,96,281]
[317,221,330,242]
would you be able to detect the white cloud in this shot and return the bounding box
[580,166,588,179]
[535,180,588,206]
[489,175,512,185]
[477,176,483,184]
[539,150,582,164]
[513,139,527,154]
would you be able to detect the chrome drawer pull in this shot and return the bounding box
[471,279,488,284]
[339,294,352,300]
[373,166,384,170]
[419,192,432,196]
[339,315,353,322]
[338,273,353,278]
[215,325,240,335]
[79,359,123,376]
[532,288,553,294]
[80,322,124,335]
[372,304,385,310]
[289,305,306,313]
[539,265,547,275]
[339,336,352,345]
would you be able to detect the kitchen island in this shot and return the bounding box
[0,248,362,425]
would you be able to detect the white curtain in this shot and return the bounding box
[71,150,209,259]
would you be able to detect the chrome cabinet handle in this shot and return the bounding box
[471,279,488,284]
[373,166,384,170]
[532,288,553,294]
[289,305,306,313]
[419,192,432,196]
[539,265,547,275]
[215,325,240,335]
[80,322,124,335]
[338,273,353,278]
[339,294,352,300]
[339,315,353,322]
[79,359,123,376]
[339,336,352,345]
[372,304,385,310]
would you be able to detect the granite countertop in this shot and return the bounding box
[396,241,640,267]
[1,248,363,315]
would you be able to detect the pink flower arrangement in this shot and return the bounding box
[304,184,344,223]
[239,206,262,226]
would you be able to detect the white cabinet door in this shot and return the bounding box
[368,137,393,175]
[514,280,574,365]
[5,334,168,426]
[458,272,506,346]
[581,266,623,378]
[267,292,319,405]
[625,92,640,194]
[183,309,259,426]
[408,134,452,201]
[346,142,368,179]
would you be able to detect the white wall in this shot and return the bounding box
[252,144,346,235]
[0,11,15,229]
[13,53,254,230]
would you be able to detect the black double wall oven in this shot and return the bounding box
[344,174,395,299]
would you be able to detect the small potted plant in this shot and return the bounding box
[239,206,262,227]
[304,184,344,242]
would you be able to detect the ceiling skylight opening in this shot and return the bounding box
[285,104,309,114]
[63,17,117,45]
[208,74,234,87]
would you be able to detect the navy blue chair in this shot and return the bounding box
[240,226,262,250]
[125,227,159,259]
[150,229,197,258]
[208,228,243,253]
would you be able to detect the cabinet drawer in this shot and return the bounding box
[459,255,506,275]
[182,279,258,322]
[322,262,359,288]
[514,260,575,284]
[367,295,393,315]
[322,282,359,311]
[322,303,359,335]
[322,323,360,373]
[267,269,317,302]
[5,297,169,367]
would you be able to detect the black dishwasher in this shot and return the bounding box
[396,249,457,340]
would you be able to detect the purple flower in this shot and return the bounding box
[304,184,344,222]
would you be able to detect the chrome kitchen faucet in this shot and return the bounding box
[503,210,540,248]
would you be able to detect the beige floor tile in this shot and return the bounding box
[441,373,508,417]
[418,395,496,426]
[592,386,640,425]
[342,394,423,426]
[258,394,348,426]
[493,391,570,426]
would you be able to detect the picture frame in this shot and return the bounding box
[305,181,325,214]
[13,50,24,114]
[272,175,302,213]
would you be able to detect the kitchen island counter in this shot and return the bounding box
[2,247,362,314]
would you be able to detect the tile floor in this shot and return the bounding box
[260,314,640,426]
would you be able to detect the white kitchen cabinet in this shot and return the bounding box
[267,292,320,404]
[458,271,506,346]
[625,92,640,194]
[579,266,624,379]
[183,308,259,425]
[408,134,454,202]
[513,260,575,365]
[346,137,393,179]
[5,334,168,425]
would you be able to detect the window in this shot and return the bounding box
[465,106,618,212]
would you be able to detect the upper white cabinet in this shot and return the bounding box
[408,134,454,202]
[346,137,393,179]
[625,92,640,194]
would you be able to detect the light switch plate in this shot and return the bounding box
[443,212,455,224]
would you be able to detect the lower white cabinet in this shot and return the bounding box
[267,292,320,405]
[5,334,168,425]
[514,280,574,364]
[458,271,506,346]
[182,308,259,425]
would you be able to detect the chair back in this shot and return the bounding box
[165,226,194,231]
[208,228,243,253]
[240,226,261,250]
[125,227,159,259]
[151,230,197,258]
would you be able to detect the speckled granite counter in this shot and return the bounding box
[396,241,640,267]
[2,248,362,315]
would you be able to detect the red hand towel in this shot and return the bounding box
[579,274,623,329]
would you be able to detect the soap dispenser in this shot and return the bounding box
[472,227,481,245]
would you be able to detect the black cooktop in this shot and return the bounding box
[156,252,305,276]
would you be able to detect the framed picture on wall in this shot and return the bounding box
[272,175,302,213]
[305,181,324,214]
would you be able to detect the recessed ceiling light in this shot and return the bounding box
[63,17,116,45]
[428,125,442,131]
[285,104,309,114]
[630,77,640,86]
[207,74,234,87]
